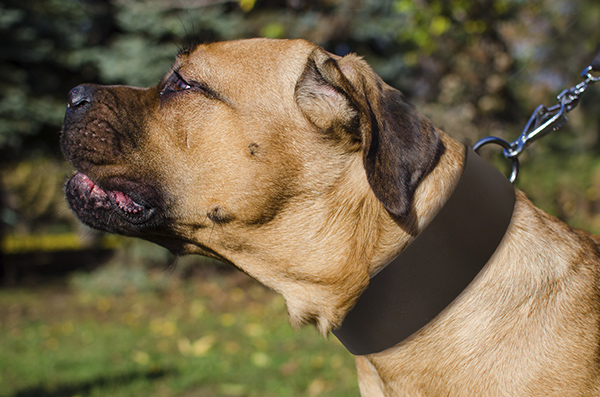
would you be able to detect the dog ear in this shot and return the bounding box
[295,48,444,218]
[294,49,362,149]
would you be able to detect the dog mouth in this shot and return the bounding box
[65,172,157,231]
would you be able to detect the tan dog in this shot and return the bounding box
[61,38,600,396]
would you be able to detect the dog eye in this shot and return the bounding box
[161,71,192,95]
[160,70,224,103]
[174,78,190,91]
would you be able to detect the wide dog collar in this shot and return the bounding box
[333,146,516,355]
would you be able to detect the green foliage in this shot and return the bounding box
[1,0,91,158]
[1,158,75,233]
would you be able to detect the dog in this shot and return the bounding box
[61,38,600,396]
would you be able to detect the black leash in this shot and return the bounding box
[474,50,600,183]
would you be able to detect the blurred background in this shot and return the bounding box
[2,0,600,395]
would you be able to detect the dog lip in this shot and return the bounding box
[66,172,156,226]
[107,189,156,224]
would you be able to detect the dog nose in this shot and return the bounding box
[67,85,94,108]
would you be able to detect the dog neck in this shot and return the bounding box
[244,134,468,334]
[334,143,516,354]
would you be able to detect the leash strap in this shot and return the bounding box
[333,146,516,355]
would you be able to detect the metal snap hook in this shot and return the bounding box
[473,137,520,184]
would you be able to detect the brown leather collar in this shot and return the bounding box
[333,146,516,355]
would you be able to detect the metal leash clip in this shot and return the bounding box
[474,51,600,183]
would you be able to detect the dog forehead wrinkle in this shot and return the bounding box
[186,39,316,97]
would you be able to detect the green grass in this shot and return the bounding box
[0,270,359,397]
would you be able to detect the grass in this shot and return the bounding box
[0,265,360,397]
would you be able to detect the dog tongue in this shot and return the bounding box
[111,190,143,214]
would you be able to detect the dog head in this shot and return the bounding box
[61,38,444,331]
